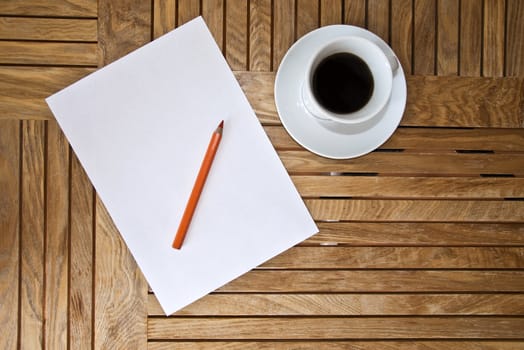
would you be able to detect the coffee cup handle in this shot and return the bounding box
[386,54,399,72]
[373,39,399,72]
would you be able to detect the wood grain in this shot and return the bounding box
[69,155,93,349]
[390,0,412,74]
[20,120,45,349]
[483,0,505,77]
[220,270,524,292]
[296,0,319,39]
[262,246,524,269]
[0,120,20,350]
[0,41,97,66]
[148,341,524,350]
[292,176,524,199]
[178,0,200,26]
[306,222,524,246]
[404,75,524,127]
[506,0,524,76]
[44,121,69,350]
[367,0,389,42]
[305,198,524,222]
[249,0,271,71]
[235,71,278,123]
[436,0,458,75]
[0,17,97,41]
[225,0,248,70]
[344,0,366,27]
[0,0,97,17]
[0,67,95,120]
[381,127,524,151]
[279,151,524,176]
[273,0,295,70]
[265,125,524,151]
[148,293,524,316]
[202,0,224,51]
[320,0,342,26]
[460,0,482,76]
[153,0,176,38]
[413,0,436,74]
[94,198,148,349]
[148,317,524,339]
[98,0,151,66]
[0,66,94,99]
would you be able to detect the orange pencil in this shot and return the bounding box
[172,120,224,249]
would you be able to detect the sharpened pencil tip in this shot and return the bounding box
[218,120,224,128]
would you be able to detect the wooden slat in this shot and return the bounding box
[413,0,436,74]
[1,68,93,99]
[235,71,277,123]
[69,155,93,349]
[202,0,224,52]
[436,0,458,75]
[0,41,97,66]
[236,72,524,127]
[390,0,412,74]
[0,0,97,17]
[178,0,200,26]
[0,67,94,120]
[296,0,319,39]
[272,0,295,70]
[262,246,524,269]
[249,0,271,71]
[305,198,524,222]
[0,17,97,41]
[320,0,342,26]
[367,0,389,43]
[95,1,150,349]
[98,0,151,66]
[95,198,148,349]
[153,0,176,39]
[5,68,84,100]
[403,75,524,127]
[20,120,45,349]
[506,0,524,76]
[0,120,20,350]
[280,151,524,176]
[306,222,524,246]
[344,0,366,27]
[148,317,524,339]
[148,341,524,350]
[225,0,248,70]
[483,0,505,77]
[220,270,524,292]
[265,125,524,151]
[460,0,482,76]
[382,127,524,151]
[292,176,524,199]
[148,293,524,316]
[44,120,69,350]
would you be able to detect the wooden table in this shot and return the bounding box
[1,0,524,349]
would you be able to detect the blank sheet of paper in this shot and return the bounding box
[46,17,318,315]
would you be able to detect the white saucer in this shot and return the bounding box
[274,25,407,159]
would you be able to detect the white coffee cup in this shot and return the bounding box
[302,35,398,124]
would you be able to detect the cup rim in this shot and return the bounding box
[303,35,393,124]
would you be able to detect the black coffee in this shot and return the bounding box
[312,52,374,114]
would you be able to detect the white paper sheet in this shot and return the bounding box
[46,17,318,315]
